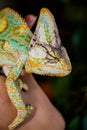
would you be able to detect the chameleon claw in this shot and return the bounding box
[27,104,34,114]
[17,79,28,92]
[25,104,34,117]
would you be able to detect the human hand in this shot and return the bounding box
[0,15,65,130]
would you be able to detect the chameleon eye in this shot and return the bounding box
[0,19,7,32]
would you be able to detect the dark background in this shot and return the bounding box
[0,0,87,130]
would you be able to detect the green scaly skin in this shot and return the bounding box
[0,7,72,129]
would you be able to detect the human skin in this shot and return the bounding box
[0,15,65,130]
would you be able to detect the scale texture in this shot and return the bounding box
[0,7,71,129]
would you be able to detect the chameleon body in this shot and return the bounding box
[0,7,71,129]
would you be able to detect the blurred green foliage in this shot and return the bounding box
[51,1,87,130]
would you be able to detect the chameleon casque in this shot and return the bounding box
[0,7,72,129]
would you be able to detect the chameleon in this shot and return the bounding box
[0,7,71,129]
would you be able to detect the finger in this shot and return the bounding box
[0,76,9,102]
[25,15,37,29]
[0,76,17,129]
[17,73,65,130]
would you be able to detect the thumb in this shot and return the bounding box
[25,15,37,29]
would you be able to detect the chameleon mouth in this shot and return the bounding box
[26,60,71,77]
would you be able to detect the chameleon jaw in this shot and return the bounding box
[25,61,71,77]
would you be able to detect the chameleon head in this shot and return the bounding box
[25,43,71,76]
[25,8,72,76]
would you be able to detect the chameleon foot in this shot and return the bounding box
[17,79,28,92]
[8,105,33,130]
[6,77,33,130]
[27,104,34,115]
